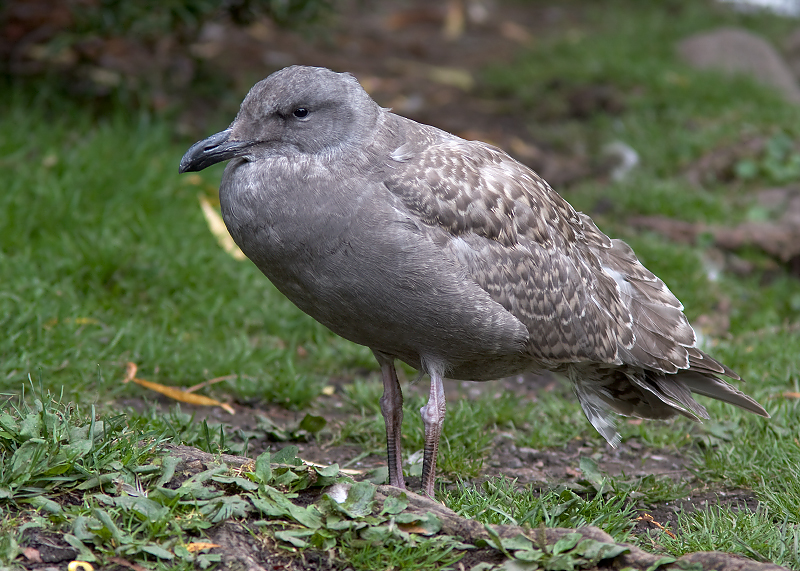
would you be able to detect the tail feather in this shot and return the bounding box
[570,364,768,448]
[680,371,769,418]
[687,348,740,380]
[630,372,710,420]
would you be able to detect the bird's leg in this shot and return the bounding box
[420,363,446,498]
[374,351,405,489]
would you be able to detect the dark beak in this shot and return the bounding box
[179,129,253,173]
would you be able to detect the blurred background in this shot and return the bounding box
[2,0,800,416]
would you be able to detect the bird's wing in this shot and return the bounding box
[382,136,701,374]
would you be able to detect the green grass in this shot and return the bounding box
[442,476,637,541]
[4,0,800,568]
[658,504,800,568]
[0,86,372,407]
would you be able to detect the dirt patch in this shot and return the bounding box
[119,368,698,491]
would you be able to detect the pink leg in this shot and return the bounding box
[420,365,446,498]
[374,351,405,489]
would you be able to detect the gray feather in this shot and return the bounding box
[179,65,768,459]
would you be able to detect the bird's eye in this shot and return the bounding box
[293,107,309,118]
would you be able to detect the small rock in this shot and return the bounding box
[677,27,800,105]
[517,447,540,461]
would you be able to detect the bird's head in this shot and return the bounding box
[179,66,381,173]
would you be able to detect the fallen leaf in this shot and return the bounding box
[636,513,677,539]
[500,21,533,44]
[397,523,431,534]
[199,195,246,260]
[185,374,239,393]
[185,542,220,553]
[443,0,465,41]
[783,391,800,399]
[68,563,94,571]
[122,361,138,383]
[123,362,235,414]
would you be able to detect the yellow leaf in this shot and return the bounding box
[185,542,220,553]
[68,562,94,571]
[199,195,246,260]
[122,362,138,383]
[397,522,431,534]
[123,362,234,414]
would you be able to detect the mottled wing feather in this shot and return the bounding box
[381,129,767,447]
[384,137,634,365]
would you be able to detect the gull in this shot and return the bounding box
[180,66,768,497]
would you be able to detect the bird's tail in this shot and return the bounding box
[571,364,768,447]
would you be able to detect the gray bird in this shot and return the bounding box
[179,66,768,497]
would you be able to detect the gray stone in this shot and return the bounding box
[677,27,800,104]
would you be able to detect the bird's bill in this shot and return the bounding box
[179,129,252,173]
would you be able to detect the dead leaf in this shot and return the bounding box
[186,542,220,553]
[185,374,240,394]
[122,361,138,383]
[636,513,677,539]
[500,21,533,44]
[68,563,94,571]
[199,195,246,260]
[123,362,235,414]
[783,391,800,399]
[397,522,432,534]
[443,0,465,41]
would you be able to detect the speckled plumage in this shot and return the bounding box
[180,66,768,496]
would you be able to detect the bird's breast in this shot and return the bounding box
[218,157,530,376]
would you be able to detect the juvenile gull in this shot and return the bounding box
[179,65,768,497]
